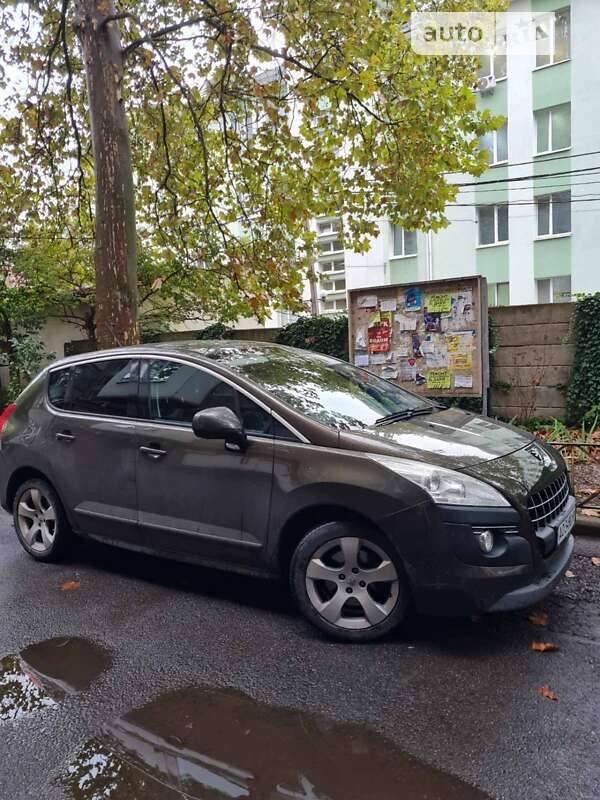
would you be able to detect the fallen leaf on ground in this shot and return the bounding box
[527,611,549,626]
[565,570,575,578]
[530,642,560,652]
[591,557,600,567]
[537,684,558,701]
[580,508,600,517]
[60,580,80,592]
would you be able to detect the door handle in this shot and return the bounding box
[56,431,76,443]
[140,445,167,461]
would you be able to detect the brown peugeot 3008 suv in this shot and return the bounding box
[0,341,575,641]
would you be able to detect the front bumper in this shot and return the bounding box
[397,495,576,616]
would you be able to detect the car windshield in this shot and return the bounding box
[204,345,432,431]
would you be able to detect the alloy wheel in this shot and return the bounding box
[17,488,57,554]
[305,536,399,630]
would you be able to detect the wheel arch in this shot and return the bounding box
[6,466,60,513]
[277,504,386,578]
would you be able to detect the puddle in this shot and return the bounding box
[0,636,111,722]
[62,686,490,800]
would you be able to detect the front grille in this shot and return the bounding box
[527,472,570,531]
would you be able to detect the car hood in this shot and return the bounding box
[338,407,534,469]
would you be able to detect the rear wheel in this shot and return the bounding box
[13,478,72,562]
[290,521,409,642]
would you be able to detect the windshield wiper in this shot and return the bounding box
[375,407,438,426]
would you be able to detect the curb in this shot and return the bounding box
[574,514,600,538]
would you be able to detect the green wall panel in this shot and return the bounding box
[476,244,509,284]
[534,236,572,278]
[389,257,418,284]
[532,61,571,111]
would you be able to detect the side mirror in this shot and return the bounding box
[192,407,248,452]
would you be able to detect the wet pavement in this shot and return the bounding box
[0,511,598,800]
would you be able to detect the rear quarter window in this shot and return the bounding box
[48,367,72,409]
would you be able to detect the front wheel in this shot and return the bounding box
[290,522,409,642]
[13,478,72,562]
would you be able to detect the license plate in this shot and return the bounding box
[556,507,575,546]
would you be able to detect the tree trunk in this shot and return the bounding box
[74,0,138,349]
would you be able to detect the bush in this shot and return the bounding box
[4,335,55,404]
[566,295,600,425]
[196,322,233,340]
[275,315,349,360]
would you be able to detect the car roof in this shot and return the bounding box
[49,339,334,370]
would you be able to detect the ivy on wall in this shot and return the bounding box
[275,315,349,361]
[566,295,600,425]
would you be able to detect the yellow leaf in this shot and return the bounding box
[527,611,549,627]
[530,642,559,652]
[591,557,600,567]
[537,684,558,701]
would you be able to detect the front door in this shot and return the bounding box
[135,358,274,564]
[46,357,141,544]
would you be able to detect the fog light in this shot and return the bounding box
[477,530,494,554]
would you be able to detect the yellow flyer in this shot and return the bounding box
[425,293,452,314]
[426,369,451,390]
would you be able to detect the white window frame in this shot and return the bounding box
[317,238,344,255]
[392,225,417,258]
[534,104,571,155]
[536,191,572,238]
[536,276,572,304]
[321,296,347,314]
[489,282,510,307]
[535,7,571,69]
[316,219,342,237]
[477,204,509,247]
[480,122,508,166]
[478,49,507,82]
[318,258,345,275]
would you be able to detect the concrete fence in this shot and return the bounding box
[63,301,574,421]
[489,303,573,420]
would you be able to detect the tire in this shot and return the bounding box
[12,478,72,562]
[290,521,409,642]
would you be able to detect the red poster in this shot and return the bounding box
[368,322,391,353]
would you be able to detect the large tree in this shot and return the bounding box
[0,0,503,349]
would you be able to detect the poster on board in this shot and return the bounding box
[347,275,489,399]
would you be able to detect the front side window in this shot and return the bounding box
[536,7,570,67]
[479,121,508,165]
[535,104,570,154]
[392,225,417,257]
[143,359,275,436]
[213,346,431,431]
[477,204,509,246]
[537,191,571,236]
[48,359,140,417]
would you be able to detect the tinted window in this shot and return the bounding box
[48,367,72,409]
[144,359,276,436]
[50,359,140,417]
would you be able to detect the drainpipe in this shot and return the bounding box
[426,231,434,281]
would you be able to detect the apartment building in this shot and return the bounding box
[311,0,600,313]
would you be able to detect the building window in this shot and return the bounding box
[478,50,507,81]
[537,191,571,236]
[536,7,570,68]
[536,275,572,304]
[477,204,509,246]
[320,277,346,292]
[479,121,508,166]
[319,258,344,273]
[535,104,570,154]
[322,297,347,313]
[317,219,342,236]
[488,282,510,307]
[318,239,343,254]
[392,225,417,257]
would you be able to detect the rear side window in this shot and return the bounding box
[48,359,140,418]
[143,359,275,436]
[48,368,71,409]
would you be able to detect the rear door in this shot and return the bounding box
[46,357,141,544]
[135,358,275,564]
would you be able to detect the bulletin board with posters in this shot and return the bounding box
[348,276,489,402]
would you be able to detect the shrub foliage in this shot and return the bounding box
[566,295,600,425]
[275,315,349,361]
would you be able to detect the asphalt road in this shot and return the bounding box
[0,510,599,800]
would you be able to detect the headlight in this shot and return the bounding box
[367,455,510,507]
